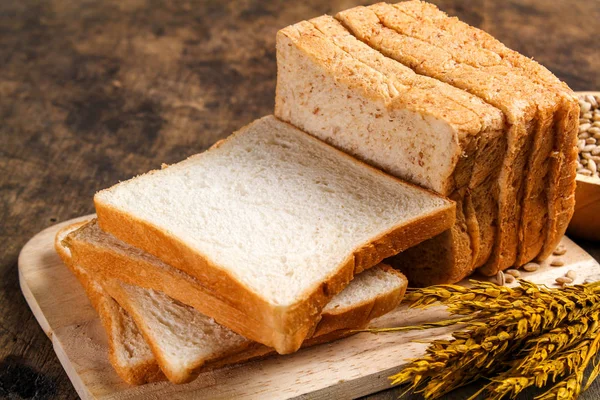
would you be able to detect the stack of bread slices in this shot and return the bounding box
[276,1,579,286]
[55,1,578,386]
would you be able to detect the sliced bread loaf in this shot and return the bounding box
[54,223,164,385]
[336,4,563,276]
[58,221,407,383]
[275,16,504,285]
[92,115,454,353]
[391,0,579,264]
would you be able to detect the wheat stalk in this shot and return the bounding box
[378,281,600,399]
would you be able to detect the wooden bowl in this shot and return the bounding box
[567,91,600,241]
[568,174,600,241]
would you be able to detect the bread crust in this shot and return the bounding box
[93,116,454,354]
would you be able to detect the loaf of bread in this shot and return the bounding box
[276,15,504,285]
[276,1,577,284]
[92,116,453,353]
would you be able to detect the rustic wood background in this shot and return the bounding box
[1,0,599,398]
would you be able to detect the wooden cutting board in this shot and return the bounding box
[19,216,600,400]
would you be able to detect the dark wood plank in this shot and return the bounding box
[1,0,598,399]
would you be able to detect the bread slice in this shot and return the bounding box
[54,223,165,385]
[275,16,505,285]
[59,221,407,383]
[92,115,454,353]
[390,0,578,264]
[336,4,562,276]
[103,264,407,383]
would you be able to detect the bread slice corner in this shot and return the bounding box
[55,222,165,385]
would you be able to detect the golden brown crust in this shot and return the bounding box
[93,116,455,353]
[537,100,579,260]
[366,2,553,275]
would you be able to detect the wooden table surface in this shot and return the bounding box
[2,0,599,399]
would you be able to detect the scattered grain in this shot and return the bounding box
[506,269,521,278]
[523,262,540,272]
[555,276,573,284]
[551,259,565,267]
[496,271,505,286]
[553,245,567,256]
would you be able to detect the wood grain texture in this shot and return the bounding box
[2,0,599,399]
[19,217,600,399]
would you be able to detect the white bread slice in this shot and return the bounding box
[336,4,561,276]
[92,115,454,353]
[391,0,578,264]
[275,15,505,286]
[58,222,407,384]
[54,223,164,385]
[103,264,407,384]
